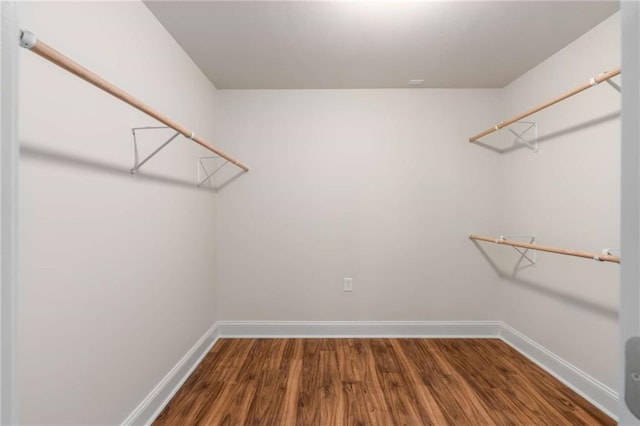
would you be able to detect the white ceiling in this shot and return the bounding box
[145,1,619,89]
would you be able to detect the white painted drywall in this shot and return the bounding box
[498,13,620,391]
[17,2,222,424]
[144,1,619,90]
[214,89,504,321]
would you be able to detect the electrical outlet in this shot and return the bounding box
[344,277,353,292]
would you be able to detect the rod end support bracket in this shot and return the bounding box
[19,30,37,49]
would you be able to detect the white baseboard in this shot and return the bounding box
[121,322,219,426]
[124,320,617,424]
[499,322,618,421]
[216,320,502,338]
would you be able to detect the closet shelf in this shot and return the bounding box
[469,67,621,143]
[18,30,249,173]
[469,234,620,264]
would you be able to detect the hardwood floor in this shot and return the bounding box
[154,338,614,425]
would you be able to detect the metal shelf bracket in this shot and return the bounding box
[606,79,621,93]
[500,235,536,267]
[197,156,229,187]
[599,71,621,93]
[603,248,621,257]
[130,126,180,174]
[507,121,538,152]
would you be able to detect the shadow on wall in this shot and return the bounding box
[471,241,618,320]
[21,142,244,192]
[470,112,621,154]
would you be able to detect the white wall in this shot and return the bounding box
[498,14,620,390]
[17,2,222,424]
[214,89,503,321]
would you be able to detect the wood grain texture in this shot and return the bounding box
[468,67,620,142]
[153,339,614,425]
[469,234,620,264]
[24,35,249,171]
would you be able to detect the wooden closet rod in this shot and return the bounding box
[469,67,621,142]
[18,30,249,172]
[469,234,620,264]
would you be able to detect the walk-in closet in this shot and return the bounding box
[2,1,639,424]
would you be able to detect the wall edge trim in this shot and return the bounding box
[121,322,220,426]
[215,320,502,337]
[499,322,618,420]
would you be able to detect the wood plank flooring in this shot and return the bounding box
[153,338,614,425]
